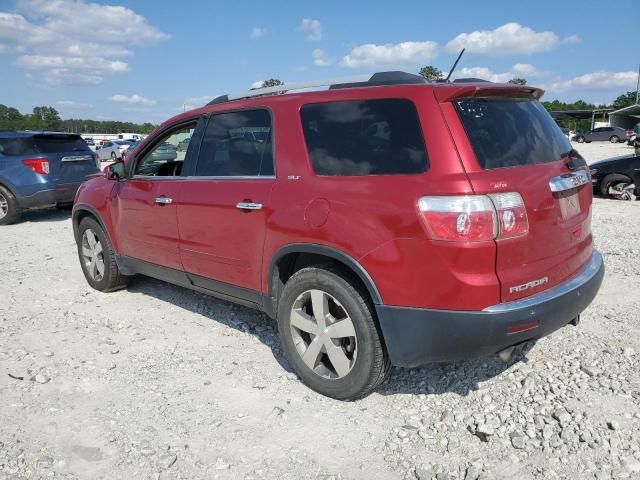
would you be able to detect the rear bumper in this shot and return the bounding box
[376,251,605,367]
[15,183,81,208]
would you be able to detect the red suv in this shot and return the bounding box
[72,72,604,400]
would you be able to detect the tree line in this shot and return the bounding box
[0,104,157,134]
[1,72,636,134]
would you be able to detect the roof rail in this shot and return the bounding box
[452,78,492,83]
[207,71,429,105]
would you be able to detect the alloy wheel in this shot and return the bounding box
[289,289,357,379]
[0,192,8,219]
[609,182,637,201]
[81,228,105,281]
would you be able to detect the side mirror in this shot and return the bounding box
[105,160,125,180]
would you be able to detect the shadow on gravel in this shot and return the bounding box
[125,275,534,397]
[378,347,532,397]
[125,276,294,373]
[20,207,71,223]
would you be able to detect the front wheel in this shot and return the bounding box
[110,152,116,160]
[77,217,128,291]
[576,136,585,143]
[600,173,636,200]
[610,135,620,143]
[277,265,389,401]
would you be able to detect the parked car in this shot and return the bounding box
[590,153,640,201]
[72,72,604,400]
[573,126,628,143]
[0,131,99,224]
[176,137,191,152]
[114,140,132,157]
[95,141,122,161]
[121,140,139,160]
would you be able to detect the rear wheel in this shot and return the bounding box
[77,217,128,291]
[0,185,22,225]
[576,136,585,143]
[610,135,620,143]
[110,151,116,160]
[277,265,389,401]
[600,173,637,200]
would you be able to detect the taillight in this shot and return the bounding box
[489,192,529,239]
[417,196,497,242]
[22,158,50,175]
[417,193,528,242]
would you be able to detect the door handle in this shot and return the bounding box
[236,202,262,210]
[154,196,173,205]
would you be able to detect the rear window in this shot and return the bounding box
[33,135,91,154]
[455,98,572,170]
[300,98,428,176]
[0,137,38,156]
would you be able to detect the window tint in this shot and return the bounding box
[300,99,428,176]
[455,98,572,170]
[195,109,273,177]
[0,137,37,156]
[33,134,91,153]
[134,124,196,177]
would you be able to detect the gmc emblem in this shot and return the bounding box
[510,276,549,294]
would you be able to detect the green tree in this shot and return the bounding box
[0,104,24,130]
[418,65,443,82]
[31,106,61,131]
[261,79,284,88]
[611,91,637,110]
[508,77,527,85]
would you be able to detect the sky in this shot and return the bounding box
[0,0,638,124]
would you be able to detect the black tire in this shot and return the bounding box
[576,136,585,143]
[0,185,22,225]
[76,217,128,291]
[110,152,116,160]
[277,264,390,401]
[599,173,633,198]
[610,135,619,143]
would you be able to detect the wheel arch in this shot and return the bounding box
[266,243,383,319]
[72,204,110,242]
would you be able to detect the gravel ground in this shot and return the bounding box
[1,142,639,480]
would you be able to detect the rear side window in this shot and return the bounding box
[455,98,572,170]
[33,135,91,153]
[300,99,428,176]
[195,109,274,177]
[0,137,37,156]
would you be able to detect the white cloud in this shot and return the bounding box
[180,95,216,111]
[56,100,94,108]
[0,0,167,85]
[251,80,265,89]
[562,34,581,44]
[250,27,267,39]
[341,41,438,69]
[454,64,541,83]
[109,94,156,106]
[298,18,322,41]
[446,23,560,55]
[511,63,538,75]
[312,48,331,67]
[549,71,638,93]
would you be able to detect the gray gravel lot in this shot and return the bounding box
[1,142,638,480]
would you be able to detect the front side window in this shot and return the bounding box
[195,109,273,177]
[300,98,428,176]
[134,124,196,177]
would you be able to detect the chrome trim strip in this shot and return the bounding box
[61,155,94,162]
[548,170,590,193]
[236,202,262,210]
[483,251,603,313]
[129,175,276,181]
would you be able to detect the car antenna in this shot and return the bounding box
[444,48,465,83]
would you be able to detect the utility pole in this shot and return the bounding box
[636,63,640,104]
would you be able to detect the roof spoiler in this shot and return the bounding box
[434,83,544,103]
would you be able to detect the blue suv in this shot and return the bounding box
[0,131,99,224]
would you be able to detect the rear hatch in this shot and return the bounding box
[441,90,593,302]
[33,134,98,183]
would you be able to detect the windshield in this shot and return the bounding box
[455,97,572,170]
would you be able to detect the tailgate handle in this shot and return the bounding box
[549,170,589,193]
[61,155,93,162]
